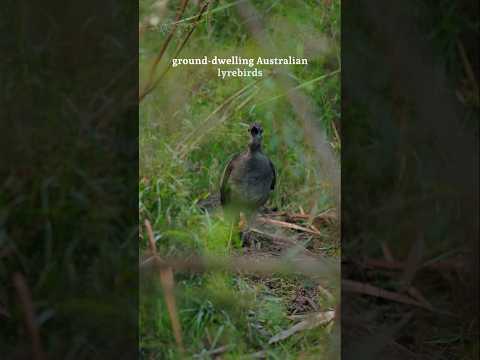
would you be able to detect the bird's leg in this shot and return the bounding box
[240,211,260,248]
[238,212,252,247]
[238,212,248,232]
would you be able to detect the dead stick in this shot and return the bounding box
[144,220,184,353]
[139,0,190,101]
[258,217,321,235]
[147,1,211,96]
[144,219,157,255]
[343,279,431,310]
[13,273,46,360]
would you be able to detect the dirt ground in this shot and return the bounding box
[237,208,340,317]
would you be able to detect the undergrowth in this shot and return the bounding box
[139,1,340,358]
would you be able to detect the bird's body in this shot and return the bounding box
[220,123,275,221]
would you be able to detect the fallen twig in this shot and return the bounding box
[407,286,433,310]
[343,279,432,310]
[268,310,335,344]
[268,208,337,223]
[258,217,321,236]
[194,344,233,358]
[249,228,314,255]
[317,283,335,303]
[377,241,433,310]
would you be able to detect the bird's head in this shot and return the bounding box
[248,123,263,151]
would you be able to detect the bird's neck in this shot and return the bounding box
[248,142,262,153]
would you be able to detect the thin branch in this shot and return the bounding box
[258,217,321,236]
[139,0,190,101]
[177,76,266,157]
[140,1,211,101]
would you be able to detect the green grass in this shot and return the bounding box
[139,1,340,358]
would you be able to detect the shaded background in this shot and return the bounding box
[342,1,478,359]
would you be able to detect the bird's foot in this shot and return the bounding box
[240,230,261,249]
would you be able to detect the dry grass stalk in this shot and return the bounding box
[159,268,184,353]
[13,273,46,360]
[143,0,211,103]
[457,41,479,104]
[150,1,211,88]
[140,0,190,101]
[317,283,335,302]
[144,219,157,256]
[268,310,335,344]
[177,76,266,158]
[144,220,185,353]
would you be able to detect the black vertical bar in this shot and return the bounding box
[0,1,139,359]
